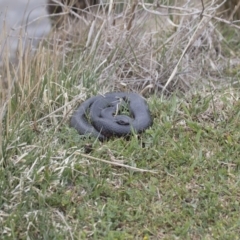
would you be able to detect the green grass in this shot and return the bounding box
[2,88,240,239]
[2,1,240,239]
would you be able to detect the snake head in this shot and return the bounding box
[114,115,132,126]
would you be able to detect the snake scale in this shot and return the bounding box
[70,92,152,141]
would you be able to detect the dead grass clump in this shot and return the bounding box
[96,1,239,94]
[65,0,238,95]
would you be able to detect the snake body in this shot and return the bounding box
[70,92,152,141]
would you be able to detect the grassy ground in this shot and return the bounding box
[1,1,240,239]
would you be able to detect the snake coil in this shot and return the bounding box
[70,92,152,141]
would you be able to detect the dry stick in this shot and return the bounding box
[200,0,205,19]
[108,0,114,16]
[75,152,158,174]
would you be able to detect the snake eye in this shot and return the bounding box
[116,119,129,125]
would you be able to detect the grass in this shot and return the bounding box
[1,0,240,239]
[2,90,240,239]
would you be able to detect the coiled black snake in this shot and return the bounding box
[70,92,152,141]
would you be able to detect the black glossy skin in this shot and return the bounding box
[70,95,105,140]
[70,92,152,141]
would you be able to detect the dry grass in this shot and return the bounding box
[44,0,240,94]
[1,0,240,238]
[221,0,240,21]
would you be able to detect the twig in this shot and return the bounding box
[200,0,205,19]
[75,151,158,174]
